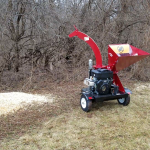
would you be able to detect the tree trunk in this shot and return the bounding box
[14,42,20,72]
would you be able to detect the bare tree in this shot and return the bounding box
[0,0,150,88]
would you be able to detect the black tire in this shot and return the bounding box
[117,95,130,106]
[80,94,92,112]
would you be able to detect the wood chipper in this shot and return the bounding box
[69,26,150,112]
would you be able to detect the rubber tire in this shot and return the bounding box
[80,94,92,112]
[117,95,130,106]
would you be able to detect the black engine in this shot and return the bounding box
[90,69,114,95]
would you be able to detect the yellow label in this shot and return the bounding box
[110,44,130,54]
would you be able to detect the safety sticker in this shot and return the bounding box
[84,37,89,41]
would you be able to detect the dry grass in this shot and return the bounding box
[0,81,150,150]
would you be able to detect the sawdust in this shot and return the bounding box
[0,92,53,115]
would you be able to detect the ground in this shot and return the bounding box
[0,81,150,150]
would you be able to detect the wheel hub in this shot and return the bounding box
[81,98,86,109]
[118,98,125,103]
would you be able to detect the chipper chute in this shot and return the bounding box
[69,26,150,112]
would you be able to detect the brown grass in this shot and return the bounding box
[0,80,150,150]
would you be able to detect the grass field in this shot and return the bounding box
[0,81,150,150]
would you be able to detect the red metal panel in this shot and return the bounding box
[116,55,148,71]
[108,46,119,71]
[130,45,150,56]
[113,74,125,93]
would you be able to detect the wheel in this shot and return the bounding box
[117,95,130,106]
[80,94,92,112]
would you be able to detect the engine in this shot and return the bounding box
[84,68,118,95]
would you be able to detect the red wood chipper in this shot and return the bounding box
[69,26,150,112]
